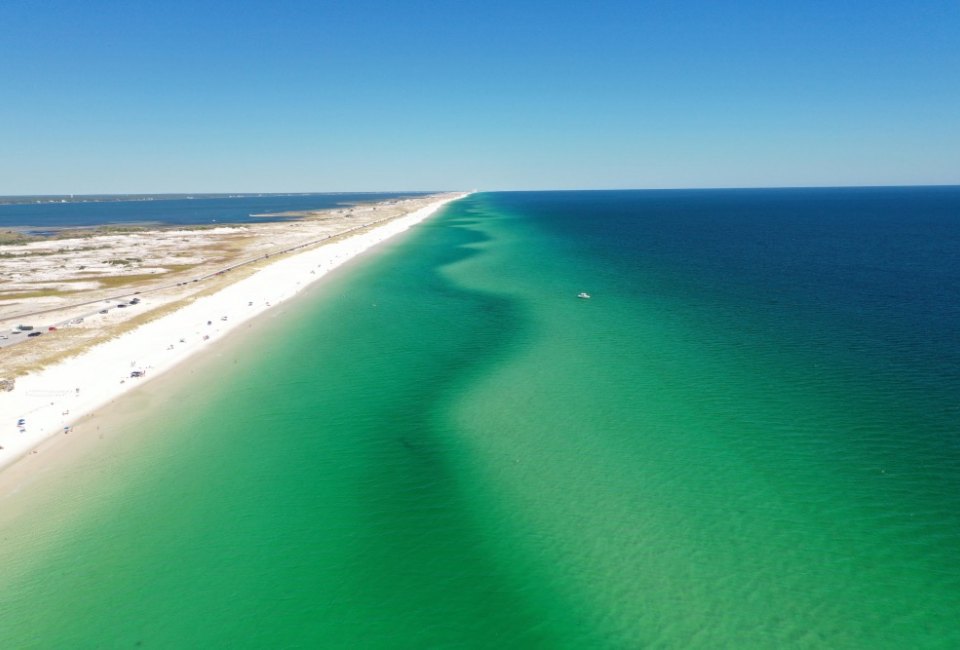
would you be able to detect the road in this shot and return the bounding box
[0,212,395,352]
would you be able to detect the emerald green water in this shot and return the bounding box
[1,190,959,647]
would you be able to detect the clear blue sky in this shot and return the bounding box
[1,0,957,193]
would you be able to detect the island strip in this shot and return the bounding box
[0,192,468,471]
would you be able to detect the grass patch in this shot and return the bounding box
[0,288,72,300]
[89,273,168,289]
[0,271,253,378]
[200,236,253,260]
[0,231,35,245]
[158,263,200,274]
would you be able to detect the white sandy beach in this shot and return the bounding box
[0,192,467,472]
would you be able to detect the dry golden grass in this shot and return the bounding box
[1,296,194,378]
[65,265,199,291]
[0,231,33,245]
[0,265,263,379]
[0,289,75,301]
[0,329,90,378]
[85,274,170,289]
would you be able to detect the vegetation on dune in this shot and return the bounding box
[0,231,35,246]
[0,288,74,300]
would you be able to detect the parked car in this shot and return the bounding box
[48,326,57,331]
[27,331,41,337]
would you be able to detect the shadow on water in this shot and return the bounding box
[0,197,566,649]
[327,199,563,648]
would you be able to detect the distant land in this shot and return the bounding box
[0,192,437,206]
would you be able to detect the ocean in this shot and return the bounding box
[1,187,958,647]
[0,192,429,232]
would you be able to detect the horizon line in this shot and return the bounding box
[1,182,959,199]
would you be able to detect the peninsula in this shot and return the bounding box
[0,192,467,470]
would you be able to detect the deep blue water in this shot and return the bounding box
[500,186,960,369]
[0,192,430,231]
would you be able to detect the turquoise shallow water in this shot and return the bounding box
[1,188,959,647]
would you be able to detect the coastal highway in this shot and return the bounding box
[0,301,137,350]
[0,205,430,352]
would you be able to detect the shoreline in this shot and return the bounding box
[0,192,468,473]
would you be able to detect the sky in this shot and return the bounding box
[1,0,958,193]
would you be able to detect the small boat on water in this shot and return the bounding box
[577,292,591,299]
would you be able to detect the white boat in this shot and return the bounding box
[577,292,591,299]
